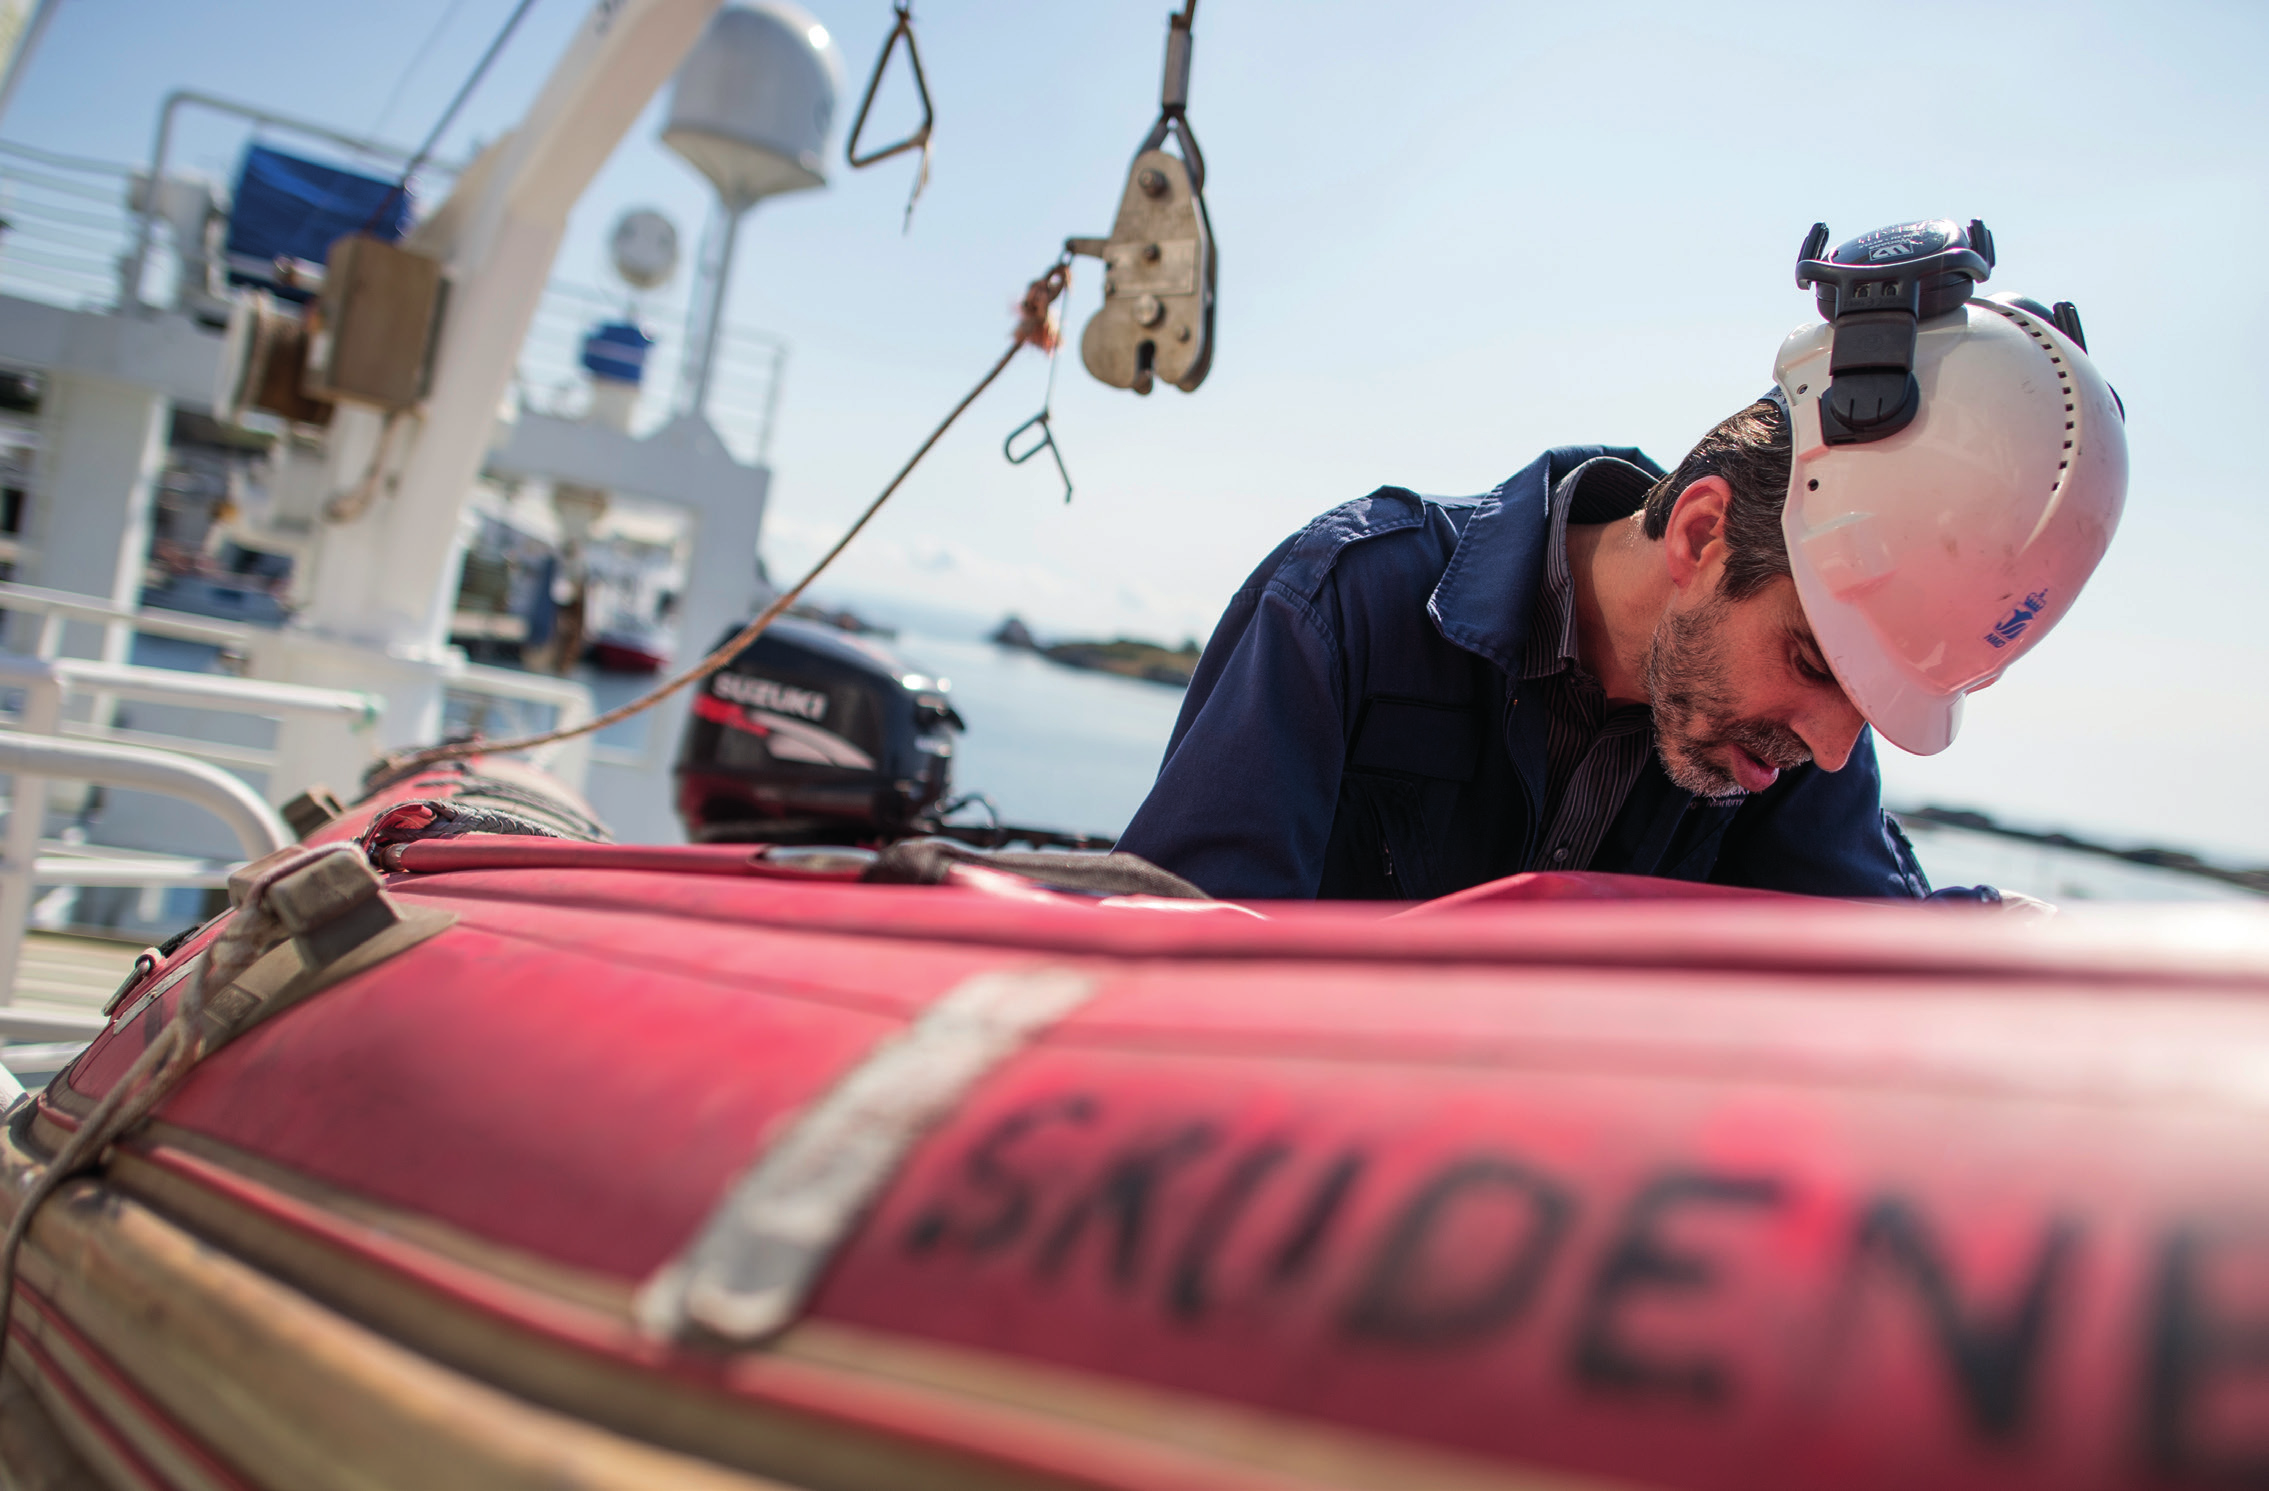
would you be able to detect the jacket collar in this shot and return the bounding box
[1426,445,1665,676]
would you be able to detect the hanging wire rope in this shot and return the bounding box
[360,0,541,234]
[378,253,1076,776]
[367,0,470,147]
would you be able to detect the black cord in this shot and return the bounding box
[367,0,469,146]
[359,0,542,236]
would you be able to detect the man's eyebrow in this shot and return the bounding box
[1785,622,1827,662]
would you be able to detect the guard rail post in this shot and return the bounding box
[0,663,62,1007]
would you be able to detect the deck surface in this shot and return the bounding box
[14,930,141,1009]
[5,930,139,1078]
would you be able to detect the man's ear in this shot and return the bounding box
[1662,476,1732,593]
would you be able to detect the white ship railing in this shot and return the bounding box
[518,278,789,468]
[0,581,378,776]
[122,89,459,315]
[0,697,290,1029]
[0,579,596,782]
[0,134,789,467]
[0,138,137,314]
[0,645,341,987]
[0,586,378,1019]
[0,588,599,1054]
[0,579,253,649]
[0,720,292,1105]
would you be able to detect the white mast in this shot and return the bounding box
[259,0,726,787]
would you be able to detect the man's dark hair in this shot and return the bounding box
[1640,397,1793,601]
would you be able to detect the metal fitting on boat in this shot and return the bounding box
[280,785,347,839]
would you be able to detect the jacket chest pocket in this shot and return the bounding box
[1326,698,1485,900]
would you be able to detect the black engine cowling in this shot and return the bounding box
[673,616,962,844]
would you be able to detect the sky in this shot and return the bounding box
[3,0,2266,860]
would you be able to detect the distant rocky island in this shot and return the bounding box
[1894,804,2269,895]
[990,614,1199,688]
[787,600,896,637]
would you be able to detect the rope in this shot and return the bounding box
[359,0,541,236]
[367,0,470,146]
[0,844,358,1382]
[378,255,1074,778]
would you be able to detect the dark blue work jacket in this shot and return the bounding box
[1117,446,1933,901]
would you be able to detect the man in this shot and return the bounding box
[1118,221,2127,901]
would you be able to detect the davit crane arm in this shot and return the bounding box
[296,0,725,658]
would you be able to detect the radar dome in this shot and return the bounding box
[662,2,844,212]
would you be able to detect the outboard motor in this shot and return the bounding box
[674,616,962,844]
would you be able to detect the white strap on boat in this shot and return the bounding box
[636,965,1099,1344]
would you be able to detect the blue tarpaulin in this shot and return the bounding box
[224,145,411,299]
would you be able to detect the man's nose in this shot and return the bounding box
[1795,689,1867,772]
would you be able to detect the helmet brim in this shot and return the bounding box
[1788,559,1964,756]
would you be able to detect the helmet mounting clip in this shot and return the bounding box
[1796,219,1994,446]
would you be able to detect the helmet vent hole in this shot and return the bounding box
[1980,297,2085,498]
[1807,479,1820,491]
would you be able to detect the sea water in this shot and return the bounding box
[897,631,1184,840]
[873,624,2252,904]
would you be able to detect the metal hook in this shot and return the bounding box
[1004,410,1074,504]
[1007,261,1075,501]
[845,1,936,231]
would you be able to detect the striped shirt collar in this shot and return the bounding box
[1520,456,1659,682]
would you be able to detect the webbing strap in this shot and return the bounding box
[637,966,1099,1343]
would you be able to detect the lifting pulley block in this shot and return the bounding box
[845,1,936,230]
[1066,0,1215,395]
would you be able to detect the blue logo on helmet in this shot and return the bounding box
[1983,590,2049,649]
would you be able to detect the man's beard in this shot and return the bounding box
[1643,594,1812,798]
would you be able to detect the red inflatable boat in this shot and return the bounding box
[4,764,2267,1490]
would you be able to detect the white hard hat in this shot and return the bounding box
[1773,220,2128,756]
